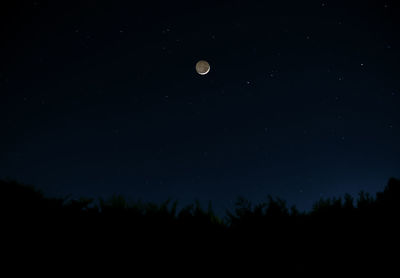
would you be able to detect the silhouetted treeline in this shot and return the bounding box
[2,177,399,274]
[3,177,399,226]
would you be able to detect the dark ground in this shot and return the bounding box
[2,177,399,274]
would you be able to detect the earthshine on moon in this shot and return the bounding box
[196,60,210,75]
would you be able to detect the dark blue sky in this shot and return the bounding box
[1,0,399,215]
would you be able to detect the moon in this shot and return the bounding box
[196,60,210,75]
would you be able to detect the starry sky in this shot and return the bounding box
[1,0,399,214]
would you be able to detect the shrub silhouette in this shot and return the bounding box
[2,177,400,273]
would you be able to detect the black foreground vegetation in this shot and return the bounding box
[2,177,400,273]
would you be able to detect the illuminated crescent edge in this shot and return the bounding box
[198,67,210,75]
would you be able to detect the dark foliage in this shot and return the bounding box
[1,177,399,274]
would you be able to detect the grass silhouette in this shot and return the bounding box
[2,177,399,273]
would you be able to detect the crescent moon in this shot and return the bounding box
[196,60,210,75]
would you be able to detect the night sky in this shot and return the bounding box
[1,0,399,214]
